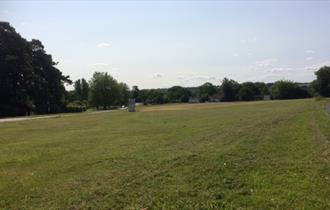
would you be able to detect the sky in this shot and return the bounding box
[1,1,330,89]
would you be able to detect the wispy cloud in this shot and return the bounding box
[252,58,301,76]
[255,58,277,67]
[176,72,220,84]
[306,57,313,61]
[239,37,256,45]
[88,63,110,67]
[265,67,293,73]
[305,50,315,54]
[305,60,330,71]
[97,42,110,48]
[152,73,163,78]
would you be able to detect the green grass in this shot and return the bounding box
[0,99,329,209]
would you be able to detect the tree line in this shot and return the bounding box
[130,79,312,105]
[127,69,329,105]
[1,22,330,117]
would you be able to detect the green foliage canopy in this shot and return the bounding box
[312,66,330,97]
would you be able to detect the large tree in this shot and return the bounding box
[312,66,330,97]
[81,78,89,101]
[0,22,70,117]
[198,82,217,102]
[239,82,259,101]
[254,82,269,96]
[89,72,120,109]
[167,86,192,103]
[118,82,131,106]
[29,39,71,114]
[0,22,33,116]
[220,78,240,101]
[73,78,89,102]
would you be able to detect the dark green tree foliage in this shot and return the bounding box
[167,86,192,103]
[312,66,330,97]
[146,90,167,104]
[74,80,82,100]
[136,89,167,105]
[271,80,310,99]
[131,85,140,101]
[239,82,260,101]
[0,22,32,116]
[81,79,89,101]
[118,82,131,106]
[89,72,120,109]
[254,82,270,96]
[220,78,240,101]
[73,78,89,102]
[0,22,70,117]
[138,89,149,104]
[30,40,71,114]
[198,82,217,102]
[66,101,87,113]
[238,82,270,101]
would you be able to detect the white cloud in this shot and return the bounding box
[152,73,163,78]
[305,50,315,54]
[255,58,277,67]
[238,37,257,45]
[265,67,293,73]
[97,42,110,48]
[305,60,330,71]
[88,63,110,67]
[306,57,313,61]
[176,72,220,84]
[305,66,318,71]
[252,58,302,76]
[233,53,239,57]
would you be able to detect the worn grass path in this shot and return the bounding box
[0,109,120,123]
[0,99,329,209]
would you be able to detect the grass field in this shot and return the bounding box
[0,99,329,209]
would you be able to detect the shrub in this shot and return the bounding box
[66,101,87,113]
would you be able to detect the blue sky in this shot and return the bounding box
[1,1,330,89]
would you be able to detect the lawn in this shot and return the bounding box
[0,99,329,209]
